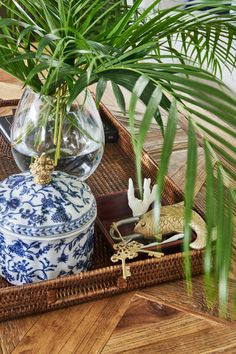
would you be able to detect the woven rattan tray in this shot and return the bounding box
[0,99,203,321]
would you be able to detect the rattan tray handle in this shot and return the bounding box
[0,99,19,107]
[46,282,125,306]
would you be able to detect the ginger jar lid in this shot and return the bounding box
[0,171,96,237]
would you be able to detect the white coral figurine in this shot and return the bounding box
[127,178,157,217]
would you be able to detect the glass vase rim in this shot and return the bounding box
[23,86,66,101]
[22,86,91,105]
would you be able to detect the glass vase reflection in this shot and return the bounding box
[11,88,104,180]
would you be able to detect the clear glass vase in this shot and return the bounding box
[11,88,104,180]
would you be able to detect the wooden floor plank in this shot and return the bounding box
[10,293,133,354]
[0,316,39,354]
[139,277,209,315]
[102,295,236,354]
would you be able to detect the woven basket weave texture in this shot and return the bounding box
[0,99,203,321]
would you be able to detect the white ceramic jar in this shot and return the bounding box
[0,171,96,285]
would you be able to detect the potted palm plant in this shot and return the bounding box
[0,0,236,312]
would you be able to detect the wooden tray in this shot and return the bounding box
[96,191,197,254]
[0,99,203,321]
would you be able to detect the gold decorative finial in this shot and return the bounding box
[30,153,55,185]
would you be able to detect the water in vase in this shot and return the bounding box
[11,88,105,180]
[12,145,103,181]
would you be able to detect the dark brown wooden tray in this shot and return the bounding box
[96,191,197,254]
[0,99,203,322]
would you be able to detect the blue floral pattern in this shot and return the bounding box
[0,224,94,285]
[0,172,96,285]
[0,171,96,237]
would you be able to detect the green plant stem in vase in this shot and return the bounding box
[11,86,104,180]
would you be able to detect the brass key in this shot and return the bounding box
[111,241,141,279]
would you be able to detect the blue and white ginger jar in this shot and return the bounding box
[0,171,96,285]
